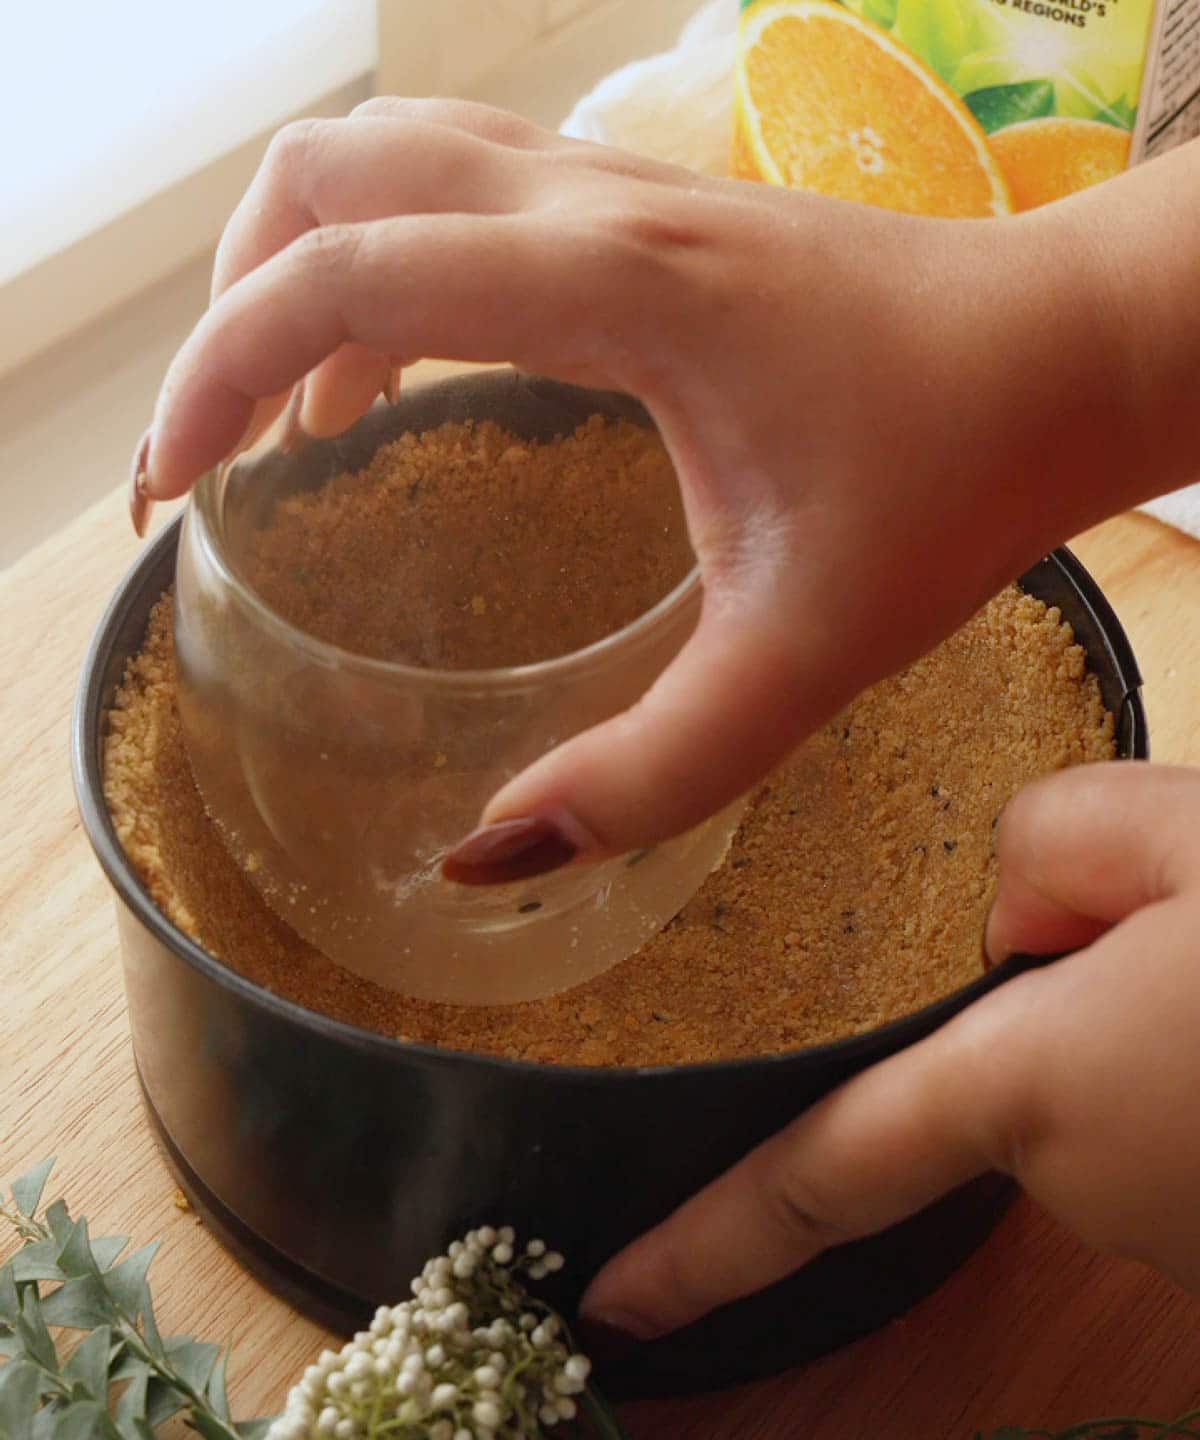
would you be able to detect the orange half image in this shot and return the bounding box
[734,0,1013,218]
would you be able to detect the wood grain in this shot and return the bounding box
[3,497,1200,1437]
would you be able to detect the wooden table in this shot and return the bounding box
[4,490,1200,1439]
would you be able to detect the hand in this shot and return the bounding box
[138,101,1200,876]
[580,762,1200,1337]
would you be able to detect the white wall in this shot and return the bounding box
[0,0,702,568]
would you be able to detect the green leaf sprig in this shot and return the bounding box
[979,1412,1200,1439]
[2,1160,629,1440]
[0,1157,271,1440]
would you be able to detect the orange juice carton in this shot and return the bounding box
[733,0,1200,212]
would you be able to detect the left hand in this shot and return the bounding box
[580,762,1200,1338]
[137,98,1183,880]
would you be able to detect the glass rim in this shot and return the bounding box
[189,456,703,691]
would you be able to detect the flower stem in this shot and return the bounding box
[1043,1414,1200,1440]
[579,1383,633,1440]
[0,1199,50,1245]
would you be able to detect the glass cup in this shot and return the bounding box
[174,369,743,1005]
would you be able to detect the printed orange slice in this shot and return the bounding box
[989,117,1131,211]
[733,0,1012,217]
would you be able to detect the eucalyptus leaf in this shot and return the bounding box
[207,1345,231,1420]
[11,1240,68,1284]
[0,1266,20,1323]
[113,1363,149,1426]
[110,1419,154,1440]
[44,1202,73,1248]
[164,1336,221,1397]
[39,1275,115,1331]
[52,1400,117,1440]
[18,1285,59,1372]
[965,80,1055,133]
[102,1244,158,1320]
[57,1220,101,1280]
[144,1376,187,1427]
[62,1325,112,1402]
[0,1360,41,1436]
[108,1349,150,1383]
[2,1168,669,1440]
[138,1284,163,1359]
[10,1158,56,1219]
[190,1412,243,1440]
[91,1237,130,1273]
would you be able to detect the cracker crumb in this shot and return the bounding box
[241,416,691,669]
[104,582,1113,1068]
[102,413,1115,1067]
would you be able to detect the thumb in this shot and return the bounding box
[579,762,1200,1338]
[441,575,853,884]
[984,760,1198,963]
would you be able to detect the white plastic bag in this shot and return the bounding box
[560,0,738,175]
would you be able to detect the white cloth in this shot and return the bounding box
[561,0,737,174]
[1143,489,1200,537]
[561,0,1200,541]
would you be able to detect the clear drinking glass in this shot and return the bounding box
[174,370,743,1005]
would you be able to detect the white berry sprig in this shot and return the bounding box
[267,1227,623,1440]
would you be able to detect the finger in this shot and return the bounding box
[236,389,292,453]
[579,961,1041,1337]
[445,563,858,881]
[985,762,1200,963]
[211,114,529,302]
[349,94,568,151]
[300,342,392,439]
[581,765,1200,1338]
[352,94,689,181]
[146,212,647,498]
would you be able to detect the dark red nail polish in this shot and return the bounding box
[441,816,578,886]
[575,1316,643,1370]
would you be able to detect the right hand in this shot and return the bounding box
[581,763,1200,1338]
[137,102,1199,878]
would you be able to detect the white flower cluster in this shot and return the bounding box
[266,1227,592,1440]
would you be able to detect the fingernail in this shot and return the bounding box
[577,1311,660,1351]
[129,428,155,539]
[280,380,308,454]
[982,902,1007,969]
[382,365,402,405]
[441,815,580,886]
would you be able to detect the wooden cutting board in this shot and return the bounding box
[3,481,1200,1438]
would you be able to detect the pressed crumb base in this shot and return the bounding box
[240,415,694,670]
[104,585,1114,1067]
